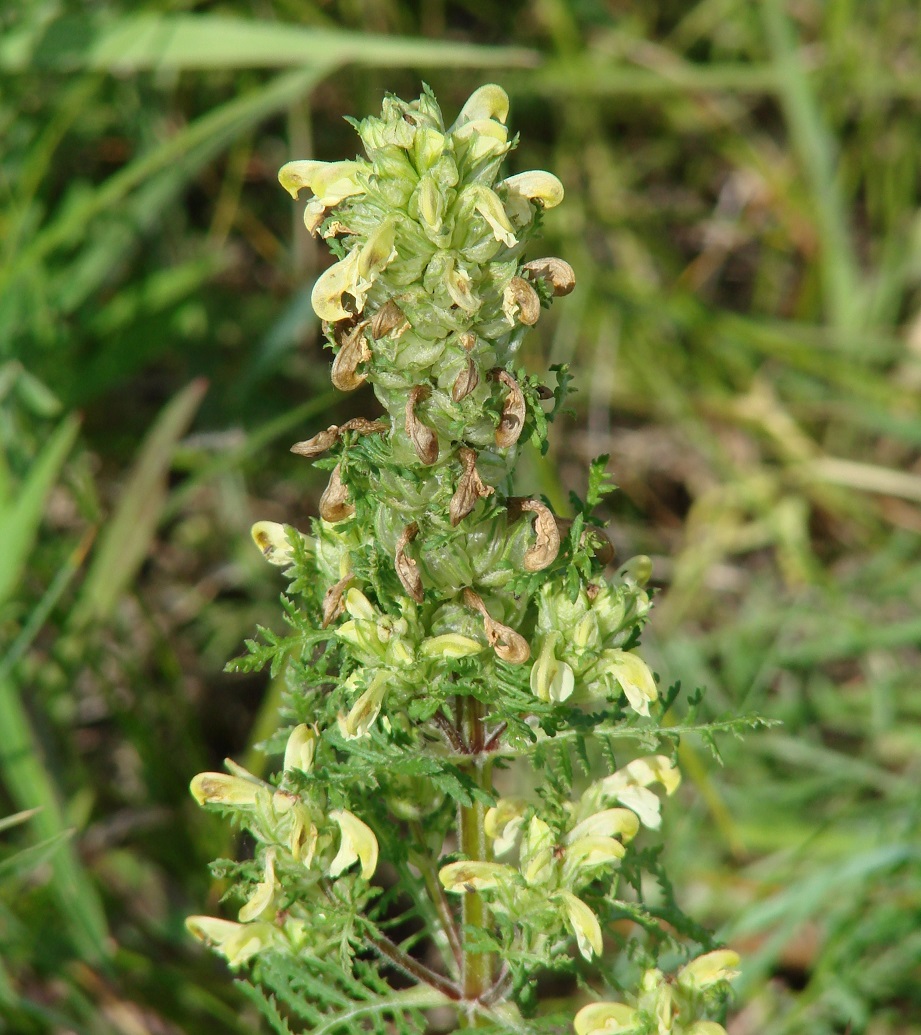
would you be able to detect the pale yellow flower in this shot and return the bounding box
[186,916,280,967]
[329,809,378,880]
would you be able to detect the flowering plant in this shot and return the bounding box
[188,84,741,1035]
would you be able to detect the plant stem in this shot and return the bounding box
[456,693,495,1027]
[409,821,464,973]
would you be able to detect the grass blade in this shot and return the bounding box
[0,15,536,74]
[0,413,80,608]
[72,379,207,625]
[0,675,110,962]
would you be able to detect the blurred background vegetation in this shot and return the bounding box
[2,0,920,1032]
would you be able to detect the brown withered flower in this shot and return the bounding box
[318,464,355,522]
[522,257,576,297]
[450,448,495,526]
[494,369,526,449]
[405,386,439,465]
[462,588,530,665]
[395,523,424,602]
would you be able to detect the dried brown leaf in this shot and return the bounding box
[458,332,477,352]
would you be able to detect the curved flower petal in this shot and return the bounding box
[559,891,603,960]
[278,159,364,203]
[502,170,565,210]
[190,772,260,808]
[420,633,485,659]
[339,673,389,740]
[603,755,681,797]
[451,118,510,162]
[453,84,510,128]
[283,724,317,774]
[186,916,279,967]
[677,949,741,991]
[439,860,516,893]
[563,836,625,883]
[465,185,517,247]
[573,1001,639,1035]
[329,809,378,879]
[312,249,362,322]
[602,649,658,716]
[565,808,640,845]
[530,635,574,703]
[251,521,302,566]
[312,220,398,321]
[485,798,528,856]
[238,848,277,923]
[598,756,680,830]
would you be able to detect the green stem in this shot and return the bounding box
[408,822,463,975]
[456,694,495,1027]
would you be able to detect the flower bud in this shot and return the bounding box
[420,633,484,659]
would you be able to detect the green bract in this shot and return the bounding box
[188,84,738,1035]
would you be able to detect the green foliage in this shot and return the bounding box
[2,1,920,1032]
